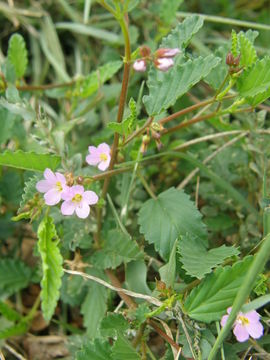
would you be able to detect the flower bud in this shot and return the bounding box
[226,52,234,66]
[76,176,84,185]
[133,59,147,72]
[156,279,166,291]
[65,172,74,186]
[139,45,151,58]
[155,48,180,58]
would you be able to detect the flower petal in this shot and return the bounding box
[44,189,62,206]
[245,310,260,323]
[83,191,99,205]
[86,153,100,166]
[246,321,264,339]
[61,200,75,215]
[55,172,66,184]
[61,187,73,201]
[75,201,90,219]
[97,143,111,154]
[155,58,174,71]
[44,168,56,183]
[98,157,110,171]
[233,324,249,342]
[36,180,51,193]
[72,185,84,194]
[163,48,180,57]
[220,315,229,328]
[133,59,147,72]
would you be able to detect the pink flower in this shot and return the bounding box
[221,307,264,342]
[133,59,147,72]
[86,143,111,171]
[61,185,98,219]
[36,168,67,206]
[155,58,174,72]
[155,48,180,58]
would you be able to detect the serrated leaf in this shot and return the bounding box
[7,34,28,79]
[238,33,257,68]
[76,339,112,360]
[80,270,107,338]
[37,216,63,322]
[0,150,61,172]
[161,15,204,49]
[138,187,207,260]
[159,239,177,287]
[77,61,122,98]
[178,233,240,279]
[19,175,41,212]
[0,259,32,296]
[91,229,143,269]
[231,30,238,57]
[237,57,270,106]
[143,55,220,116]
[61,217,92,251]
[184,256,253,322]
[160,0,183,25]
[0,97,35,121]
[108,98,137,136]
[100,313,129,337]
[0,302,22,322]
[112,334,140,360]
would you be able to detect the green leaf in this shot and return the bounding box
[0,150,61,172]
[184,256,253,323]
[159,239,177,287]
[108,98,138,136]
[76,61,122,98]
[80,271,107,338]
[237,57,270,106]
[241,294,270,313]
[138,187,207,260]
[0,302,22,322]
[231,30,238,57]
[0,321,28,340]
[7,34,28,79]
[37,216,63,322]
[112,334,140,360]
[100,313,129,337]
[76,339,112,360]
[178,233,240,279]
[91,229,143,270]
[18,175,41,212]
[161,15,204,49]
[160,0,183,25]
[125,260,151,296]
[0,259,32,296]
[143,55,220,116]
[238,33,257,68]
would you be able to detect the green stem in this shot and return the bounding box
[208,233,270,360]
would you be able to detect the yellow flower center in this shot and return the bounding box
[238,315,249,326]
[100,153,108,161]
[72,194,82,203]
[56,181,63,192]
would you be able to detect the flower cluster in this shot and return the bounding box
[221,307,264,342]
[36,142,111,218]
[133,45,180,73]
[36,169,98,219]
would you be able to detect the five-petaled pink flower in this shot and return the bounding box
[61,185,98,219]
[221,307,264,342]
[86,143,111,171]
[36,168,67,206]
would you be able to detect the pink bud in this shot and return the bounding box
[154,58,174,72]
[155,48,180,58]
[133,59,147,72]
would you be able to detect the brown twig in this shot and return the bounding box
[123,116,154,146]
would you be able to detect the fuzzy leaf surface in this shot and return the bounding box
[112,334,140,360]
[138,187,207,260]
[100,313,129,337]
[184,256,253,322]
[0,150,61,172]
[237,57,270,106]
[91,229,143,269]
[37,216,63,322]
[7,34,28,78]
[76,339,112,360]
[178,233,240,279]
[77,61,122,98]
[143,55,220,116]
[238,33,257,68]
[0,259,32,297]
